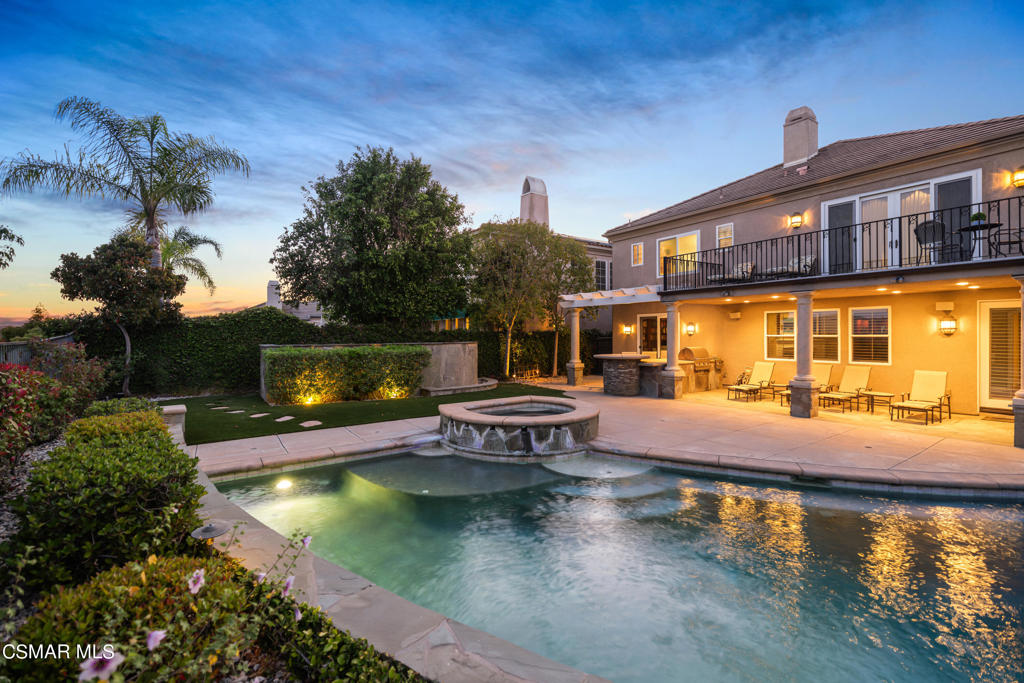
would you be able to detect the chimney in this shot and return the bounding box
[520,176,549,225]
[783,106,818,168]
[267,280,282,309]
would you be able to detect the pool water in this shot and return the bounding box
[219,454,1024,682]
[473,404,574,416]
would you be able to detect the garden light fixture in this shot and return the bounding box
[190,520,231,540]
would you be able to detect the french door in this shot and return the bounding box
[979,300,1021,410]
[638,315,667,358]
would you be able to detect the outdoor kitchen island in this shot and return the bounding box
[593,353,645,396]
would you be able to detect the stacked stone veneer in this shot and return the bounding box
[602,359,640,396]
[439,396,599,458]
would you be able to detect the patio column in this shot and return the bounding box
[1012,275,1024,447]
[566,308,584,386]
[789,290,818,418]
[659,301,688,399]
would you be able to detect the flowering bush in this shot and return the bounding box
[5,556,258,681]
[28,339,109,413]
[0,364,74,474]
[1,412,205,591]
[83,396,157,417]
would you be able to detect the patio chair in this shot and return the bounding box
[889,370,950,425]
[708,261,755,283]
[762,254,819,280]
[776,363,834,406]
[818,365,871,413]
[726,360,774,401]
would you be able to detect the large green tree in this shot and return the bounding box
[539,235,596,376]
[51,234,186,394]
[1,96,249,268]
[271,146,472,325]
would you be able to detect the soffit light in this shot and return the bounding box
[968,285,980,289]
[956,281,969,286]
[876,287,887,292]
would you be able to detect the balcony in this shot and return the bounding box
[662,196,1024,293]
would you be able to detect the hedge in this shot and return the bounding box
[1,411,205,591]
[262,345,432,405]
[82,396,158,417]
[50,306,606,395]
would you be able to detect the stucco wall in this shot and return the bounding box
[610,143,1024,290]
[609,288,1019,414]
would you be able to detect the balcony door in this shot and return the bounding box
[980,301,1021,411]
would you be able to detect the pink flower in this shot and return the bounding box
[187,568,205,594]
[294,606,302,622]
[78,652,124,680]
[301,535,312,548]
[146,630,167,651]
[282,575,295,597]
[255,572,267,583]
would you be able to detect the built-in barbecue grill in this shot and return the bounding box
[679,346,724,391]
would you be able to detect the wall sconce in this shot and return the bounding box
[685,322,697,336]
[939,313,958,336]
[787,212,804,229]
[621,323,634,335]
[1013,167,1024,189]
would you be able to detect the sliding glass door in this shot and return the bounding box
[980,301,1021,410]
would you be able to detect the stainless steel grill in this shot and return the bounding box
[680,346,724,391]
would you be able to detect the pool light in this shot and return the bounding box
[276,479,293,490]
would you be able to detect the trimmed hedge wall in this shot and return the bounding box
[263,345,432,405]
[66,307,605,395]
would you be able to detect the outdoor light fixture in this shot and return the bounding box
[621,323,634,335]
[685,322,697,336]
[275,479,293,490]
[788,213,804,229]
[1013,167,1024,188]
[939,313,958,336]
[190,520,231,540]
[895,276,905,283]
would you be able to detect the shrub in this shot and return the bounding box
[83,396,158,417]
[64,410,166,447]
[5,556,258,682]
[1,413,205,591]
[0,364,74,475]
[28,339,109,413]
[262,345,432,405]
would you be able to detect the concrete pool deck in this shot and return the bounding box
[191,387,1024,499]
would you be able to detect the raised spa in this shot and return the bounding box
[438,395,598,459]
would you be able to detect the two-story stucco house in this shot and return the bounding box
[560,107,1024,444]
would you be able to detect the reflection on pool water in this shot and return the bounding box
[219,454,1024,683]
[472,404,574,417]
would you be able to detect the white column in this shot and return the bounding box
[792,290,815,386]
[568,309,581,364]
[665,302,681,372]
[1012,276,1024,447]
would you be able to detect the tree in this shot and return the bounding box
[271,146,472,325]
[28,304,47,324]
[51,234,186,394]
[1,96,248,268]
[0,225,23,270]
[118,223,223,294]
[471,219,552,377]
[539,235,596,376]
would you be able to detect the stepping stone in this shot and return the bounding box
[211,407,231,410]
[250,413,269,418]
[227,410,245,414]
[275,416,295,422]
[299,420,322,428]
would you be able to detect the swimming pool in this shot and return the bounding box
[219,453,1024,682]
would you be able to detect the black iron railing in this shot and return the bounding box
[662,196,1024,292]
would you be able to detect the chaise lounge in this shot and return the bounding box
[818,365,871,413]
[889,370,950,425]
[726,360,774,401]
[775,363,835,406]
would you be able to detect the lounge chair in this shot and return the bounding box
[819,366,871,413]
[762,254,818,279]
[776,363,835,405]
[726,360,774,401]
[889,370,950,425]
[707,261,755,283]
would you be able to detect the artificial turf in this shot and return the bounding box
[158,383,567,445]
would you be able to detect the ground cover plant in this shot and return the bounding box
[262,344,431,405]
[161,382,567,444]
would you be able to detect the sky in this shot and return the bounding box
[0,0,1022,325]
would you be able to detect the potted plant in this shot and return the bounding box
[970,211,987,226]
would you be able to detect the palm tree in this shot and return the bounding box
[0,96,249,268]
[116,223,223,294]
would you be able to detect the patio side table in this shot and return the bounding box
[861,390,894,414]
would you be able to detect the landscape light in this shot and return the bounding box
[191,520,231,540]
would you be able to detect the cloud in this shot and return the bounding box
[623,208,655,222]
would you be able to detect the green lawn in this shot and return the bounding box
[159,383,566,445]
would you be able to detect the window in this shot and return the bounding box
[716,223,734,248]
[594,260,608,290]
[812,310,839,362]
[657,231,700,276]
[850,307,890,364]
[765,311,795,360]
[631,242,644,266]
